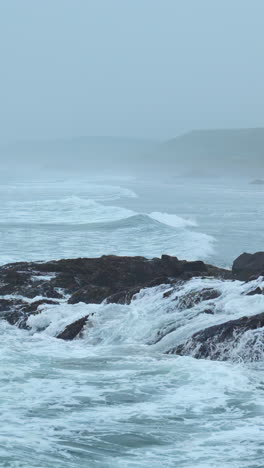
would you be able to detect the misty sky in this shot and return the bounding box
[0,0,264,141]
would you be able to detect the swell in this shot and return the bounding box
[0,214,198,230]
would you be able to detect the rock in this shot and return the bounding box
[0,299,26,325]
[21,299,59,313]
[246,287,263,296]
[232,252,264,280]
[106,277,172,305]
[68,285,112,304]
[203,309,214,315]
[163,289,174,299]
[0,298,60,329]
[182,260,207,272]
[0,255,231,331]
[106,288,140,305]
[57,315,89,340]
[250,179,264,185]
[174,288,221,310]
[167,312,264,360]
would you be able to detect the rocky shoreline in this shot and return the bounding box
[1,252,264,361]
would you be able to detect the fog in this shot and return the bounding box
[0,0,264,177]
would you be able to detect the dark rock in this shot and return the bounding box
[167,312,264,360]
[175,288,221,310]
[21,299,59,313]
[106,288,140,305]
[246,287,263,296]
[0,297,59,329]
[57,315,89,340]
[182,260,207,272]
[0,255,231,331]
[68,285,112,304]
[0,299,25,325]
[0,255,230,301]
[106,277,172,305]
[233,252,264,280]
[203,309,214,315]
[163,289,174,299]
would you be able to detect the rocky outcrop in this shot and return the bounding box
[3,253,264,354]
[166,312,264,360]
[57,315,90,340]
[172,288,221,311]
[0,255,230,331]
[232,252,264,280]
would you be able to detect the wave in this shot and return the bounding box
[0,210,215,265]
[4,196,135,225]
[149,212,197,228]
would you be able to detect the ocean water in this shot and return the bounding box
[1,174,264,467]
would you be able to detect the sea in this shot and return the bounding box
[1,173,264,467]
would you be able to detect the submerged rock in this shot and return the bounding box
[167,312,264,361]
[250,179,264,185]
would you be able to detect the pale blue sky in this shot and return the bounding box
[0,0,263,140]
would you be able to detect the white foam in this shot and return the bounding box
[149,211,197,228]
[0,275,263,466]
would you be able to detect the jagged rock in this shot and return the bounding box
[233,252,264,280]
[68,285,112,304]
[246,287,263,296]
[106,276,172,305]
[0,298,60,329]
[167,312,264,360]
[106,288,140,305]
[0,299,26,325]
[57,315,89,340]
[0,255,231,331]
[163,289,174,299]
[174,288,221,310]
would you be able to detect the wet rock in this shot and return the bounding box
[106,288,140,305]
[0,297,60,328]
[106,277,172,305]
[68,285,112,304]
[57,315,89,340]
[246,287,263,296]
[203,309,214,315]
[182,260,207,272]
[175,288,221,310]
[0,255,231,330]
[0,255,230,300]
[163,289,174,299]
[0,299,26,325]
[232,252,264,280]
[21,299,59,313]
[167,312,264,360]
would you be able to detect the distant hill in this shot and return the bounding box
[155,128,264,176]
[0,136,157,174]
[1,129,264,178]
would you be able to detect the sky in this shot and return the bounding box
[0,0,264,141]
